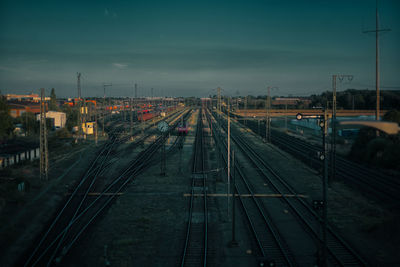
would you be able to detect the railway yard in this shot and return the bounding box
[0,104,399,267]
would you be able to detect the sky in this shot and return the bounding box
[0,0,399,98]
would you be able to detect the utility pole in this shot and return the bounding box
[285,101,288,132]
[102,83,112,136]
[227,97,231,218]
[130,84,134,139]
[265,87,272,142]
[229,150,238,247]
[363,0,391,121]
[244,96,247,126]
[135,83,138,98]
[95,100,98,145]
[39,88,49,181]
[331,75,353,182]
[217,87,221,115]
[322,109,328,267]
[151,87,154,107]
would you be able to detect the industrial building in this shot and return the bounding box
[36,111,66,129]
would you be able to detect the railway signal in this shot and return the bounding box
[296,110,329,267]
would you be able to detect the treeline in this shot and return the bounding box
[310,89,400,110]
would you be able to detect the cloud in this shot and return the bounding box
[112,63,128,69]
[104,8,109,16]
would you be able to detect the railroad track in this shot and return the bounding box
[22,109,189,266]
[181,108,208,267]
[240,117,400,204]
[211,110,368,266]
[206,110,296,266]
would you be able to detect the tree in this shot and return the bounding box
[0,95,13,140]
[14,112,39,135]
[62,105,78,131]
[383,109,400,124]
[49,88,58,111]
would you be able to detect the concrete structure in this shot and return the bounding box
[0,147,40,169]
[47,111,66,128]
[36,111,66,128]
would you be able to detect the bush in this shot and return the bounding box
[55,128,71,138]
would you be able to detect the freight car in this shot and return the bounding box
[137,109,158,122]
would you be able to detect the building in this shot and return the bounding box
[6,93,50,102]
[36,111,66,129]
[8,102,41,118]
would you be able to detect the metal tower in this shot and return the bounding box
[39,88,49,180]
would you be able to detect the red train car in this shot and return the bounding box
[137,109,157,122]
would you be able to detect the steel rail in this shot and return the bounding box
[205,109,295,266]
[25,109,189,266]
[215,111,368,266]
[181,109,208,267]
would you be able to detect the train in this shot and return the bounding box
[177,122,189,135]
[137,109,157,122]
[136,106,177,122]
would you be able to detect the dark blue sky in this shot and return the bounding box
[0,0,399,97]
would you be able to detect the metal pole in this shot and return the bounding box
[161,134,166,176]
[39,88,48,180]
[285,102,288,132]
[331,75,337,183]
[376,1,379,122]
[227,97,231,218]
[103,85,105,136]
[229,150,238,247]
[265,87,269,142]
[244,96,247,126]
[322,109,328,267]
[102,83,112,136]
[268,87,271,142]
[363,1,390,122]
[95,101,98,145]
